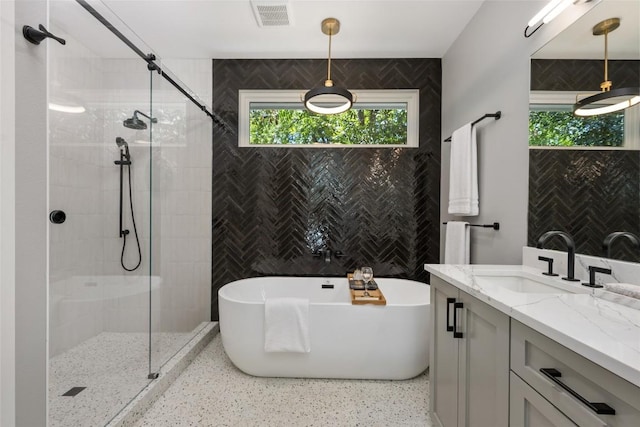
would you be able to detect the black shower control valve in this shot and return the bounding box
[49,210,66,224]
[538,256,558,276]
[23,24,66,45]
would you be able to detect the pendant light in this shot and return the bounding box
[304,18,354,115]
[573,18,640,117]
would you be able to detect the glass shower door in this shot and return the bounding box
[148,63,213,375]
[47,1,155,425]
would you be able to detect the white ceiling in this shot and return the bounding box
[90,0,486,59]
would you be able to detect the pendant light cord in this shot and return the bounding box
[326,29,333,84]
[603,30,609,90]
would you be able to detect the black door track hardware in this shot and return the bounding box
[23,24,66,45]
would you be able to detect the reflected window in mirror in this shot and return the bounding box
[529,91,639,149]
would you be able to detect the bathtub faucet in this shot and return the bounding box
[313,248,344,264]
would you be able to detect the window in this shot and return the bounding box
[238,89,419,148]
[529,91,639,149]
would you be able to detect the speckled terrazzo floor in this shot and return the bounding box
[134,334,432,427]
[49,331,196,427]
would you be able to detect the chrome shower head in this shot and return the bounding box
[123,110,157,130]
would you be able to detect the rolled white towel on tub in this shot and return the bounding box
[604,283,640,300]
[264,297,310,353]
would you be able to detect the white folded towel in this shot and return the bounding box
[264,297,310,353]
[448,123,479,216]
[604,283,640,300]
[444,221,470,264]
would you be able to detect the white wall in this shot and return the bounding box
[13,0,48,424]
[440,0,601,264]
[0,0,16,424]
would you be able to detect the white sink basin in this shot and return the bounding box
[473,271,578,294]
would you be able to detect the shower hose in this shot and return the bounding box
[121,162,142,272]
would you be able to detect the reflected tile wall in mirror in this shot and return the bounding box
[528,149,640,263]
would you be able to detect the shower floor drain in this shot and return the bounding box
[62,386,86,397]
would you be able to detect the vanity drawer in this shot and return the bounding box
[511,320,640,427]
[510,371,576,427]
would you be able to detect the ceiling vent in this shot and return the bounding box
[251,0,292,27]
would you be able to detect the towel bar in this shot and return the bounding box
[444,111,501,142]
[443,222,500,230]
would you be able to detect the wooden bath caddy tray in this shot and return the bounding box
[347,274,387,305]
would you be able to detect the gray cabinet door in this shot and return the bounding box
[457,291,510,427]
[430,277,460,427]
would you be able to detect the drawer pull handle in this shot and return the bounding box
[446,298,455,332]
[453,302,463,339]
[539,368,616,415]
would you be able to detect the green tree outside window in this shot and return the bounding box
[529,110,624,147]
[249,108,408,145]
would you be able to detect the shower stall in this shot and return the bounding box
[45,1,212,425]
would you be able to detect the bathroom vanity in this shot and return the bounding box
[425,263,640,427]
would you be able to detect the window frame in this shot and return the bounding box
[529,90,639,150]
[238,89,420,148]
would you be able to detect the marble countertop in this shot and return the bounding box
[424,263,640,389]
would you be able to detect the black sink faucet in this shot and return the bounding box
[602,232,640,258]
[536,231,580,282]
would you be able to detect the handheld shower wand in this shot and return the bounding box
[114,137,141,271]
[115,137,130,162]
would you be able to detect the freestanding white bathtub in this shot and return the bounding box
[218,276,430,380]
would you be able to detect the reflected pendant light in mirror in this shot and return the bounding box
[303,18,354,115]
[573,18,640,116]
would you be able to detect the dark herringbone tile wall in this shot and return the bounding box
[211,59,441,319]
[530,59,639,91]
[529,59,640,262]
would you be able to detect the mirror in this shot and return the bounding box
[528,0,640,262]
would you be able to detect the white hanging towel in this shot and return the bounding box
[264,297,311,353]
[448,123,479,216]
[444,221,470,264]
